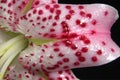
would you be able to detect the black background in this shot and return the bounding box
[58,0,120,80]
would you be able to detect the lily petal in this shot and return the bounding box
[17,4,118,39]
[0,0,58,32]
[19,34,120,72]
[0,0,31,31]
[4,59,45,80]
[4,55,78,80]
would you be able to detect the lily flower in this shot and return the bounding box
[0,0,120,80]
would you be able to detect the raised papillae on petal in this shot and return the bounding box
[18,3,120,73]
[0,1,120,80]
[0,0,58,32]
[4,53,78,80]
[4,57,45,80]
[17,4,118,39]
[19,34,120,72]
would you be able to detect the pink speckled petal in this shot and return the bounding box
[4,56,77,80]
[17,4,118,39]
[0,0,58,32]
[18,3,120,73]
[4,58,45,80]
[0,0,31,31]
[0,1,120,80]
[19,33,120,72]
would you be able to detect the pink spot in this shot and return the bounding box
[102,41,106,45]
[49,55,54,59]
[84,39,90,45]
[42,17,47,22]
[34,1,39,5]
[69,33,78,38]
[30,53,34,56]
[97,50,102,55]
[65,76,69,80]
[45,5,50,9]
[54,48,60,52]
[63,58,69,63]
[57,77,62,80]
[53,43,59,46]
[33,9,37,14]
[80,11,86,17]
[63,40,72,46]
[80,22,87,28]
[54,15,59,20]
[78,6,84,9]
[7,67,10,71]
[91,19,97,25]
[76,19,81,25]
[104,11,108,16]
[8,3,12,7]
[32,63,36,67]
[79,56,86,62]
[56,10,61,15]
[38,10,43,15]
[57,61,63,65]
[49,34,57,38]
[48,15,52,19]
[19,74,22,78]
[41,26,45,29]
[50,28,55,32]
[86,13,92,18]
[81,47,88,53]
[61,21,69,33]
[58,71,63,74]
[47,67,55,70]
[69,10,75,14]
[39,59,43,63]
[74,61,80,66]
[65,14,71,20]
[52,22,57,26]
[91,30,96,35]
[71,44,78,50]
[111,48,115,52]
[91,56,98,62]
[37,16,40,20]
[54,4,60,8]
[75,51,81,57]
[65,6,71,9]
[28,13,31,17]
[79,35,90,45]
[26,75,30,78]
[58,53,64,57]
[50,8,54,13]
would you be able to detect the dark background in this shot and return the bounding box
[58,0,120,80]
